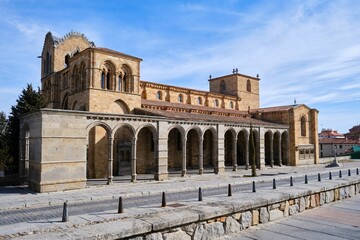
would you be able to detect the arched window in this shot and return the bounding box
[156,91,162,100]
[246,80,251,92]
[123,73,128,92]
[230,101,234,109]
[214,99,219,107]
[118,75,122,91]
[101,72,105,89]
[178,94,183,103]
[220,80,226,93]
[197,97,202,105]
[301,116,306,136]
[106,72,111,90]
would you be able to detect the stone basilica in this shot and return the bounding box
[20,31,319,192]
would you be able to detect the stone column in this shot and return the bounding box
[182,137,187,177]
[199,136,204,175]
[270,134,274,168]
[232,137,237,171]
[131,137,137,182]
[278,135,282,166]
[245,134,249,170]
[107,137,114,185]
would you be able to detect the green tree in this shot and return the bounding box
[0,111,11,171]
[5,84,45,172]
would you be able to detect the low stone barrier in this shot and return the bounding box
[3,176,360,240]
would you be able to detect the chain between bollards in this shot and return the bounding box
[318,173,321,182]
[252,181,256,192]
[339,170,342,178]
[62,201,68,222]
[198,187,203,201]
[161,192,166,207]
[272,178,276,189]
[305,174,308,184]
[329,172,332,180]
[228,184,232,197]
[118,197,123,213]
[290,176,293,186]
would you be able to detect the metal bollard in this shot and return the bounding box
[305,175,308,184]
[357,168,359,175]
[228,184,232,197]
[198,187,203,201]
[348,169,351,176]
[329,172,332,180]
[290,176,293,186]
[339,170,342,178]
[118,197,123,213]
[273,178,276,189]
[62,201,68,222]
[161,192,166,207]
[252,181,256,192]
[318,173,321,182]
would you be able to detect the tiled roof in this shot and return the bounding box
[134,107,287,127]
[141,99,248,115]
[251,105,295,113]
[319,138,360,144]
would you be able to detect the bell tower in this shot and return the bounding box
[209,71,260,111]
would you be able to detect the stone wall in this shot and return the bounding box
[125,180,360,240]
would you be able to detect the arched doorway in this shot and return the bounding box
[136,126,156,177]
[186,129,200,171]
[113,125,134,178]
[237,129,248,168]
[224,130,235,167]
[264,131,273,166]
[168,128,183,174]
[273,131,281,166]
[87,124,110,179]
[249,129,260,169]
[281,131,289,165]
[203,128,216,172]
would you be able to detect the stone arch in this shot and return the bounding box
[264,130,273,166]
[113,124,135,177]
[109,99,130,114]
[87,123,111,179]
[72,101,78,110]
[61,93,69,110]
[203,127,217,170]
[281,131,289,165]
[186,127,201,170]
[136,125,156,176]
[79,61,86,91]
[167,125,186,176]
[249,128,260,169]
[224,128,236,167]
[121,64,133,93]
[237,128,249,167]
[273,131,281,166]
[99,60,116,90]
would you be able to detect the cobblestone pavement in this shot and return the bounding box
[0,161,359,226]
[221,193,360,240]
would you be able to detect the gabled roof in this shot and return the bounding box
[251,104,318,113]
[319,138,360,144]
[137,99,288,127]
[94,47,142,61]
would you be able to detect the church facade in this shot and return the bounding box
[20,32,319,192]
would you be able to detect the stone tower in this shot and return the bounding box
[208,72,260,111]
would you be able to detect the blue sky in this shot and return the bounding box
[0,0,359,133]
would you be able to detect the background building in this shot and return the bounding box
[20,32,319,192]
